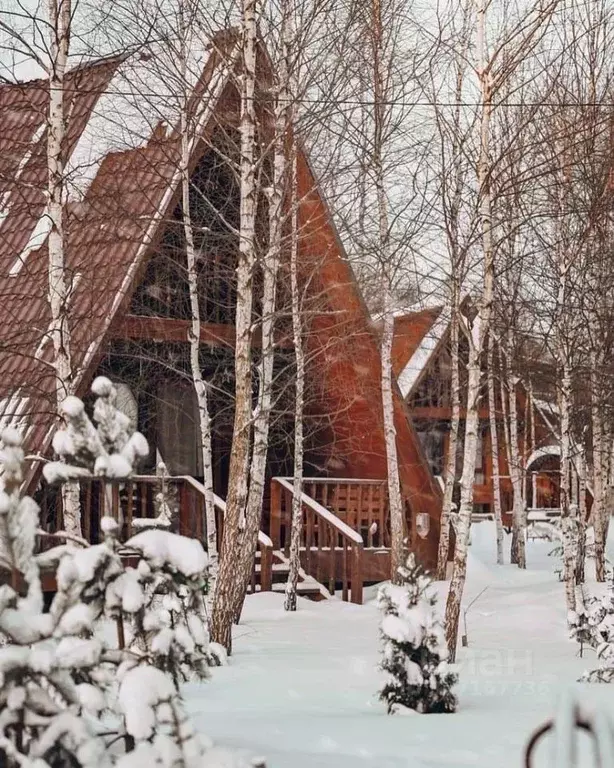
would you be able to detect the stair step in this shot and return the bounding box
[270,581,325,597]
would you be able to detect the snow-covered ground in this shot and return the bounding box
[186,525,614,767]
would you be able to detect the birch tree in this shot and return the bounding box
[486,334,504,565]
[368,0,405,581]
[177,0,219,608]
[231,0,295,622]
[210,0,259,652]
[444,0,560,660]
[285,147,305,612]
[429,0,475,580]
[47,0,82,536]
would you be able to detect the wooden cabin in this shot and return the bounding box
[390,305,565,527]
[0,31,442,601]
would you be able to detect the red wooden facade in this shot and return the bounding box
[390,306,563,526]
[0,31,444,598]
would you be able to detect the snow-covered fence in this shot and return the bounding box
[523,694,614,766]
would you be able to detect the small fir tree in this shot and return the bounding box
[0,378,245,767]
[377,554,458,714]
[574,580,614,683]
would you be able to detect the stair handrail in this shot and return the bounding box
[272,477,364,603]
[116,475,274,591]
[275,478,364,545]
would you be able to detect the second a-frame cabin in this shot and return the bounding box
[389,302,581,528]
[0,30,441,600]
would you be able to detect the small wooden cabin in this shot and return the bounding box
[0,31,442,600]
[390,304,565,527]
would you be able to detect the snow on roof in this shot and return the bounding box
[397,305,451,398]
[0,393,29,434]
[9,210,52,276]
[533,397,559,434]
[526,444,560,470]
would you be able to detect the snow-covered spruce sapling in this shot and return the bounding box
[0,383,236,766]
[44,376,149,488]
[575,581,614,683]
[0,429,112,768]
[378,555,457,714]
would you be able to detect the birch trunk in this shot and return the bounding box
[381,286,405,582]
[231,0,291,624]
[285,147,304,612]
[47,0,80,536]
[486,334,504,565]
[437,304,461,579]
[505,335,526,569]
[575,451,587,584]
[444,0,494,661]
[559,359,576,617]
[210,0,258,652]
[178,3,218,611]
[370,0,405,582]
[435,21,468,581]
[591,355,606,582]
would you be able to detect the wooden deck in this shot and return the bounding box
[35,474,397,604]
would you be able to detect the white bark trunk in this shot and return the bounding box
[178,3,218,612]
[381,286,405,581]
[369,0,405,581]
[560,359,577,617]
[435,24,468,581]
[505,335,526,569]
[444,0,494,661]
[591,353,606,582]
[575,450,587,584]
[233,0,291,623]
[285,147,304,612]
[211,0,258,652]
[48,0,80,537]
[437,305,461,579]
[486,334,504,565]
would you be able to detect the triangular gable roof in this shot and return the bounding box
[294,154,442,564]
[0,31,241,459]
[0,32,442,563]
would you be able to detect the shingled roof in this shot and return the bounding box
[0,33,240,459]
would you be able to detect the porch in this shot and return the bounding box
[35,475,396,604]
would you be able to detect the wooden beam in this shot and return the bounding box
[109,314,292,348]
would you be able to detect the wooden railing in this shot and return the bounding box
[291,477,389,548]
[38,475,273,592]
[270,477,363,604]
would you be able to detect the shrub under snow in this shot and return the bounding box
[377,555,457,714]
[0,380,260,768]
[574,583,614,683]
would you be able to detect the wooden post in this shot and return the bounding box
[350,544,363,604]
[270,479,282,548]
[126,481,133,540]
[260,543,273,592]
[342,544,348,601]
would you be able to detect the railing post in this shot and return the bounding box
[260,543,273,592]
[270,478,282,548]
[350,544,363,605]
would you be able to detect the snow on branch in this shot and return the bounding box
[43,376,149,485]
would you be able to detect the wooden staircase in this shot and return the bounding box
[250,547,330,601]
[36,473,390,605]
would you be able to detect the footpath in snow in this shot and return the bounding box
[186,524,614,767]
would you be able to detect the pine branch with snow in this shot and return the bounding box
[377,554,457,714]
[575,581,614,683]
[0,430,113,768]
[43,376,149,486]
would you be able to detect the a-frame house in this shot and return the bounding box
[0,30,441,600]
[390,304,567,527]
